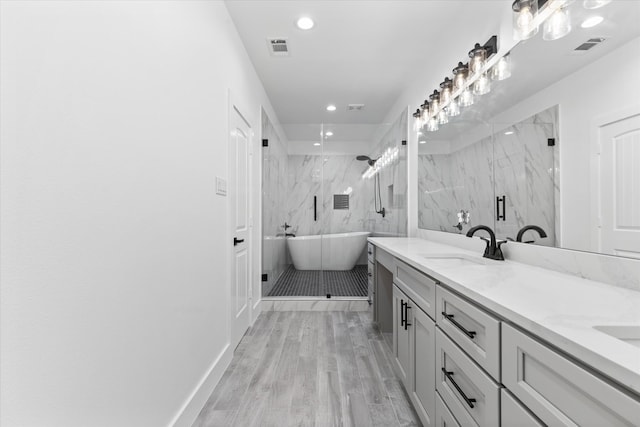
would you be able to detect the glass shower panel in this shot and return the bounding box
[492,121,556,245]
[261,118,324,297]
[320,112,408,298]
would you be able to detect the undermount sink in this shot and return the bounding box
[419,253,486,267]
[593,325,640,349]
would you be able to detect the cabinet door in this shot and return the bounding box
[393,284,412,388]
[435,393,461,427]
[502,323,640,427]
[410,305,436,427]
[501,389,543,427]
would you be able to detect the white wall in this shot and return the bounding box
[489,37,640,251]
[0,2,279,426]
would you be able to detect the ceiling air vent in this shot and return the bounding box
[347,104,365,111]
[574,37,605,52]
[267,38,289,57]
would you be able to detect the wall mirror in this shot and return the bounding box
[416,0,640,259]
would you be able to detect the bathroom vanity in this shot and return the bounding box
[368,237,640,427]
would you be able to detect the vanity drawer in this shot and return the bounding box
[501,389,543,427]
[367,242,375,263]
[436,285,500,380]
[436,327,500,427]
[435,392,461,427]
[394,259,436,320]
[502,323,640,427]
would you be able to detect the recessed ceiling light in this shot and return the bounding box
[583,0,611,10]
[419,140,426,144]
[325,131,333,137]
[581,16,604,28]
[313,142,321,146]
[505,131,514,135]
[326,104,336,112]
[296,17,314,30]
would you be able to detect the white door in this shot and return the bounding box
[229,106,251,347]
[599,114,640,258]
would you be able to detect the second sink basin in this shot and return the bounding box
[419,253,487,267]
[593,325,640,349]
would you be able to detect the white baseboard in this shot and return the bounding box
[169,342,233,427]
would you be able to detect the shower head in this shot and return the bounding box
[356,155,377,166]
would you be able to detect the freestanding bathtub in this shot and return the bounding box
[287,231,371,271]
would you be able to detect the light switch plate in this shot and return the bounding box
[216,176,227,196]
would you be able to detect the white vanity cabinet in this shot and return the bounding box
[392,260,437,427]
[370,240,640,427]
[502,323,640,426]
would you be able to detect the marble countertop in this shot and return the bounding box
[368,237,640,396]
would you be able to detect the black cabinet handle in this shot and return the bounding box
[314,196,317,222]
[404,305,411,330]
[400,300,405,327]
[496,195,506,221]
[441,312,476,339]
[368,272,373,277]
[233,237,244,246]
[442,368,477,408]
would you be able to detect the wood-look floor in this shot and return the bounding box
[193,311,421,427]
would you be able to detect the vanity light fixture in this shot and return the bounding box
[447,98,461,117]
[468,43,489,75]
[429,90,441,114]
[415,36,497,132]
[491,54,512,81]
[583,0,611,9]
[581,15,603,28]
[426,116,439,132]
[453,62,469,91]
[473,73,492,95]
[512,0,539,40]
[326,104,336,111]
[459,86,475,107]
[296,16,314,30]
[543,4,572,41]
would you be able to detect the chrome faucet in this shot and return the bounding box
[466,225,506,261]
[516,225,547,243]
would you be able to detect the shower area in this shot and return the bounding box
[261,108,408,299]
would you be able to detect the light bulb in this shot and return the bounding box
[491,55,511,81]
[426,117,439,132]
[512,0,539,40]
[437,110,448,125]
[447,98,461,117]
[459,87,474,107]
[473,73,491,95]
[517,6,533,29]
[543,7,571,41]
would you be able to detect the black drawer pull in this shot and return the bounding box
[368,272,373,277]
[442,368,477,408]
[233,237,244,246]
[441,312,476,339]
[404,305,411,330]
[400,299,406,327]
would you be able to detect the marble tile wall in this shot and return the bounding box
[418,106,558,245]
[418,134,495,234]
[364,110,408,237]
[261,110,288,296]
[286,155,370,237]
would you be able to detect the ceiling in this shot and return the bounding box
[225,0,640,147]
[225,0,509,143]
